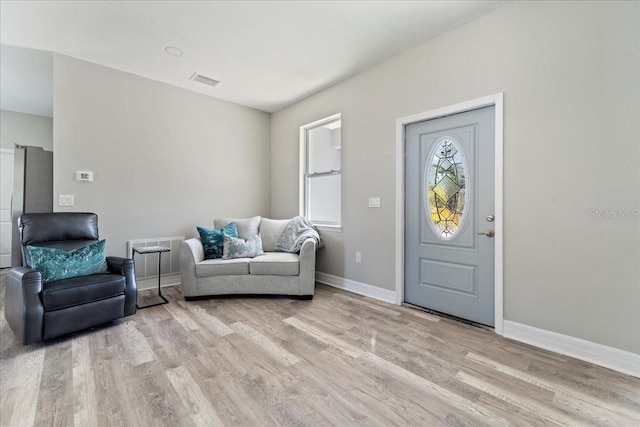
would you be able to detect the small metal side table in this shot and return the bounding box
[133,245,170,309]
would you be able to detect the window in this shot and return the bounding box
[300,114,341,229]
[425,136,468,240]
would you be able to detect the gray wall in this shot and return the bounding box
[53,55,271,258]
[0,110,53,150]
[271,1,640,354]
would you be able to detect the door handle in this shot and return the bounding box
[478,230,495,238]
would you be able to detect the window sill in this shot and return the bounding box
[316,224,342,233]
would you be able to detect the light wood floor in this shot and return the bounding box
[1,274,639,426]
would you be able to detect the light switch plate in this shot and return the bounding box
[59,194,75,206]
[368,197,381,208]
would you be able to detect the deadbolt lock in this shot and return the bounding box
[486,214,495,222]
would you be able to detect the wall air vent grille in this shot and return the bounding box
[127,237,184,279]
[189,72,220,87]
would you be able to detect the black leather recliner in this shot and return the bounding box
[5,212,137,344]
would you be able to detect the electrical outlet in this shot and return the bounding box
[368,197,381,208]
[355,252,362,263]
[58,194,75,206]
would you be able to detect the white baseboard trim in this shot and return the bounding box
[503,320,640,378]
[136,273,181,291]
[316,272,397,304]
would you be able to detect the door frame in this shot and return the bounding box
[395,93,504,335]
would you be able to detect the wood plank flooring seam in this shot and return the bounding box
[455,370,597,426]
[465,351,640,424]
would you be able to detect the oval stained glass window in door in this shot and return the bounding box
[424,136,469,240]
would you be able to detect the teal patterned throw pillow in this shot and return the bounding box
[222,234,264,259]
[197,222,238,259]
[27,240,109,283]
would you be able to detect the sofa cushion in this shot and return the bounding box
[196,258,250,277]
[27,239,108,283]
[214,216,261,240]
[197,222,238,259]
[260,218,290,252]
[41,273,125,311]
[223,234,264,259]
[249,252,299,276]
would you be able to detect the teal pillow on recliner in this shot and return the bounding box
[197,222,238,259]
[26,239,109,283]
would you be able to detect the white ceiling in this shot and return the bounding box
[0,1,506,114]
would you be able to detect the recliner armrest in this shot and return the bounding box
[5,267,44,345]
[106,256,130,274]
[106,257,137,316]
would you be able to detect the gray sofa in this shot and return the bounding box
[180,216,317,299]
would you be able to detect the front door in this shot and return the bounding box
[405,106,495,326]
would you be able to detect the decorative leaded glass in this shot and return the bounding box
[425,136,468,240]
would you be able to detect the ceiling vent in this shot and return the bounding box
[189,72,219,88]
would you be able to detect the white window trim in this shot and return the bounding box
[315,224,343,233]
[299,113,342,229]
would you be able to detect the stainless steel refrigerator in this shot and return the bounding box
[11,145,53,266]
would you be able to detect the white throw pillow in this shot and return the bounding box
[222,234,264,259]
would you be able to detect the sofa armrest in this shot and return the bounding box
[180,238,204,297]
[106,257,137,316]
[5,267,44,345]
[184,238,205,263]
[298,238,317,296]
